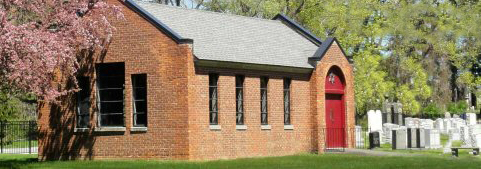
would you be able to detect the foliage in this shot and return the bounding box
[422,102,442,118]
[353,48,394,114]
[447,101,468,114]
[0,0,123,101]
[0,87,37,121]
[196,0,481,116]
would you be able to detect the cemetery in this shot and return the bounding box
[360,102,481,157]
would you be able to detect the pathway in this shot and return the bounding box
[342,148,424,156]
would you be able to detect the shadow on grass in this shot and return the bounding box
[0,157,38,169]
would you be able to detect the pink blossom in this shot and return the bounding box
[0,0,124,101]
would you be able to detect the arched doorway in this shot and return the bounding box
[325,66,346,149]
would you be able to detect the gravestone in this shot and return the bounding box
[470,125,481,148]
[444,119,452,134]
[449,128,461,141]
[368,110,383,132]
[382,102,392,124]
[445,112,451,119]
[382,123,399,144]
[418,128,425,148]
[355,126,365,148]
[421,119,434,129]
[369,132,381,149]
[408,128,419,148]
[393,103,404,125]
[460,125,471,147]
[453,114,460,118]
[435,118,445,134]
[424,129,441,149]
[466,113,477,125]
[392,127,408,150]
[405,118,415,128]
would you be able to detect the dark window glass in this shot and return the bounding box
[96,63,125,127]
[132,74,147,127]
[77,76,90,128]
[236,75,245,125]
[209,74,219,125]
[284,78,291,125]
[260,77,268,125]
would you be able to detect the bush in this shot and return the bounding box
[447,101,468,114]
[422,103,441,118]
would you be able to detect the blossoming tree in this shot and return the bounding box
[0,0,123,101]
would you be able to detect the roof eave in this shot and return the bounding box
[195,59,313,74]
[273,14,322,46]
[124,0,193,44]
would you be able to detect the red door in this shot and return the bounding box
[325,94,345,148]
[325,67,346,149]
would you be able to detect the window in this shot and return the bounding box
[132,74,147,127]
[209,74,219,125]
[77,76,90,128]
[96,63,125,127]
[236,75,245,125]
[283,78,291,125]
[260,77,268,125]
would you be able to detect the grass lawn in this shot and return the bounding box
[2,153,481,169]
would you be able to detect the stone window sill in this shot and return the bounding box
[236,125,247,130]
[209,125,221,130]
[94,127,126,132]
[74,128,89,133]
[261,125,271,130]
[130,127,148,132]
[284,125,294,130]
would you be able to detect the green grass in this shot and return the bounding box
[2,153,481,169]
[441,134,449,145]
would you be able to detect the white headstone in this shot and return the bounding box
[453,114,460,118]
[355,126,365,148]
[405,117,418,128]
[445,112,451,119]
[368,110,383,132]
[382,123,399,144]
[449,128,460,141]
[460,125,471,147]
[466,113,477,125]
[420,119,434,129]
[443,119,452,134]
[435,118,445,133]
[424,129,441,149]
[393,127,408,150]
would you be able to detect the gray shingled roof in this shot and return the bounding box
[134,0,319,68]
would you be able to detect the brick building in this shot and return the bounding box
[37,0,355,160]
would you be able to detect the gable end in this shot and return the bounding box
[308,37,351,63]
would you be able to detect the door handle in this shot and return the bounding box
[330,108,334,122]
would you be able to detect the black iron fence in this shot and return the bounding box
[0,121,38,154]
[321,127,371,152]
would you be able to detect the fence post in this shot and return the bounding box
[28,121,32,154]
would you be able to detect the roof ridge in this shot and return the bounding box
[134,0,282,24]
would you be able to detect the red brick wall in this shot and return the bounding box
[188,68,314,160]
[38,0,192,160]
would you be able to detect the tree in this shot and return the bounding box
[0,0,123,101]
